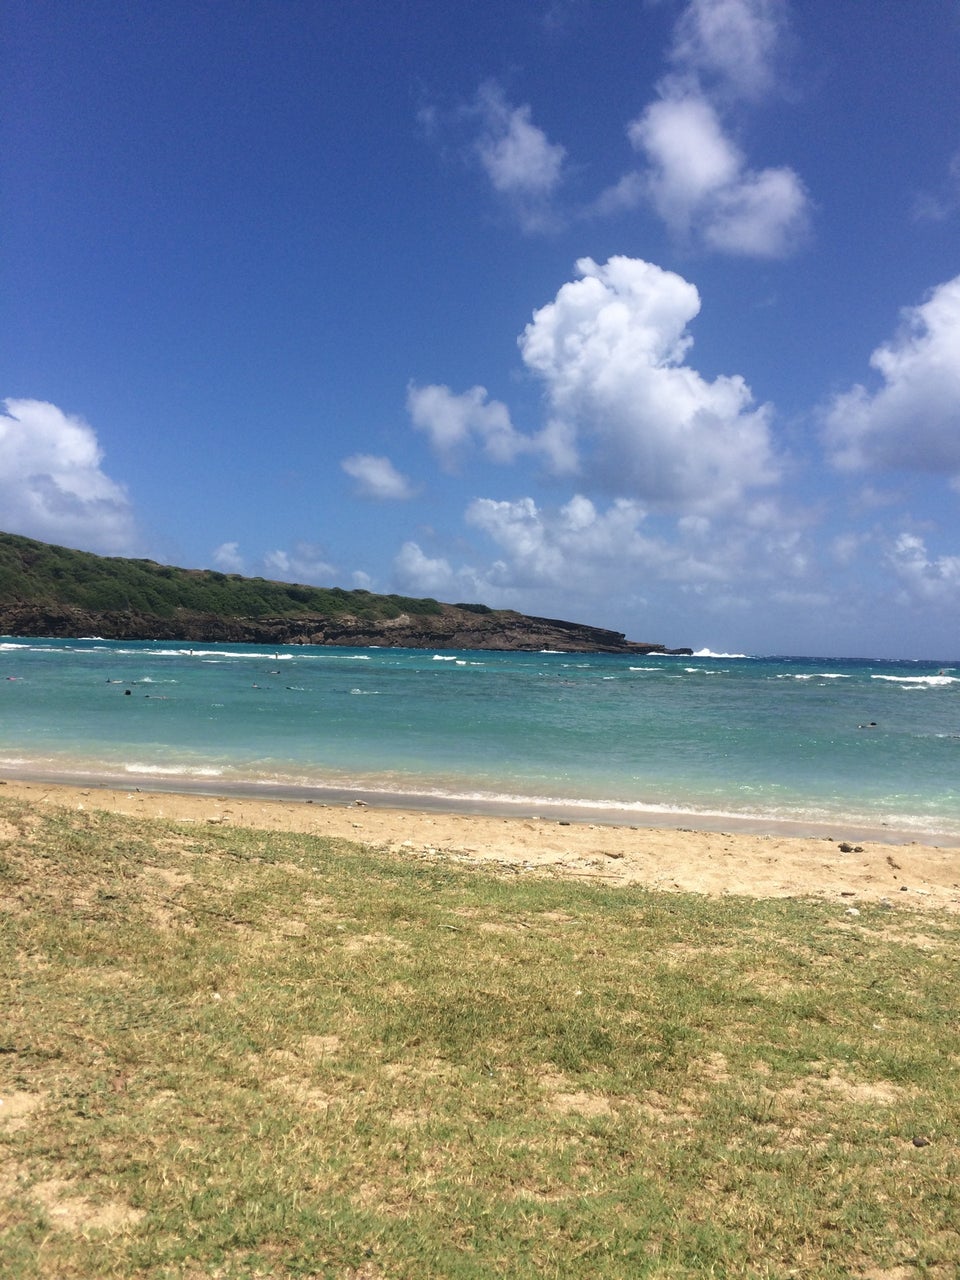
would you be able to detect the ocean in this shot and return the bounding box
[1,637,958,840]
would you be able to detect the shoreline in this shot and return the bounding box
[3,774,959,912]
[3,763,960,847]
[2,763,959,848]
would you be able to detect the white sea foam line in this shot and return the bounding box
[1,643,71,653]
[123,763,224,777]
[238,776,956,835]
[780,673,852,680]
[691,649,750,659]
[872,675,956,686]
[112,648,293,660]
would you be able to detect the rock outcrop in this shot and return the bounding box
[0,601,690,655]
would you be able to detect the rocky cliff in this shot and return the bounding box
[0,600,690,654]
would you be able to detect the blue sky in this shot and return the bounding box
[3,0,959,659]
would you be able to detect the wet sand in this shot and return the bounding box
[3,778,959,912]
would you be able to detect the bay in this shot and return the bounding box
[1,637,958,839]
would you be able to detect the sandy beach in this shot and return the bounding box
[3,777,959,913]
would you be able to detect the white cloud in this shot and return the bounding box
[609,0,808,257]
[912,148,960,223]
[459,490,812,603]
[518,255,779,509]
[823,275,960,478]
[341,453,414,500]
[670,0,786,101]
[887,532,960,605]
[701,163,809,256]
[464,493,714,591]
[392,541,458,597]
[0,398,136,553]
[629,95,741,229]
[473,82,566,230]
[475,83,566,198]
[407,382,528,468]
[831,532,870,567]
[628,91,809,256]
[588,171,645,218]
[212,541,244,573]
[263,543,336,584]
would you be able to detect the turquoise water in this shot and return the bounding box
[1,638,958,837]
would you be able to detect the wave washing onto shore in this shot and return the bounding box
[1,638,959,838]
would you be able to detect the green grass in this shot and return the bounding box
[1,797,958,1278]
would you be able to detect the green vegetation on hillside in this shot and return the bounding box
[0,531,443,621]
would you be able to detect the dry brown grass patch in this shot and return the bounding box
[29,1178,145,1233]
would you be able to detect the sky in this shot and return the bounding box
[3,0,960,659]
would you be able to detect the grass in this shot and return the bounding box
[1,795,958,1278]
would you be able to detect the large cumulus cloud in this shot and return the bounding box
[0,398,136,553]
[518,256,779,508]
[824,275,960,482]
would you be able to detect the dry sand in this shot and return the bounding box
[2,778,959,912]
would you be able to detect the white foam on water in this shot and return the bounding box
[781,673,850,680]
[112,647,294,660]
[123,763,224,777]
[872,674,957,687]
[691,649,749,659]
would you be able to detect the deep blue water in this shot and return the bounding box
[1,638,958,837]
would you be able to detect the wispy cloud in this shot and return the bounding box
[427,81,567,233]
[407,382,530,468]
[912,148,960,223]
[263,543,337,583]
[669,0,787,101]
[212,541,244,573]
[341,453,415,500]
[211,541,338,585]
